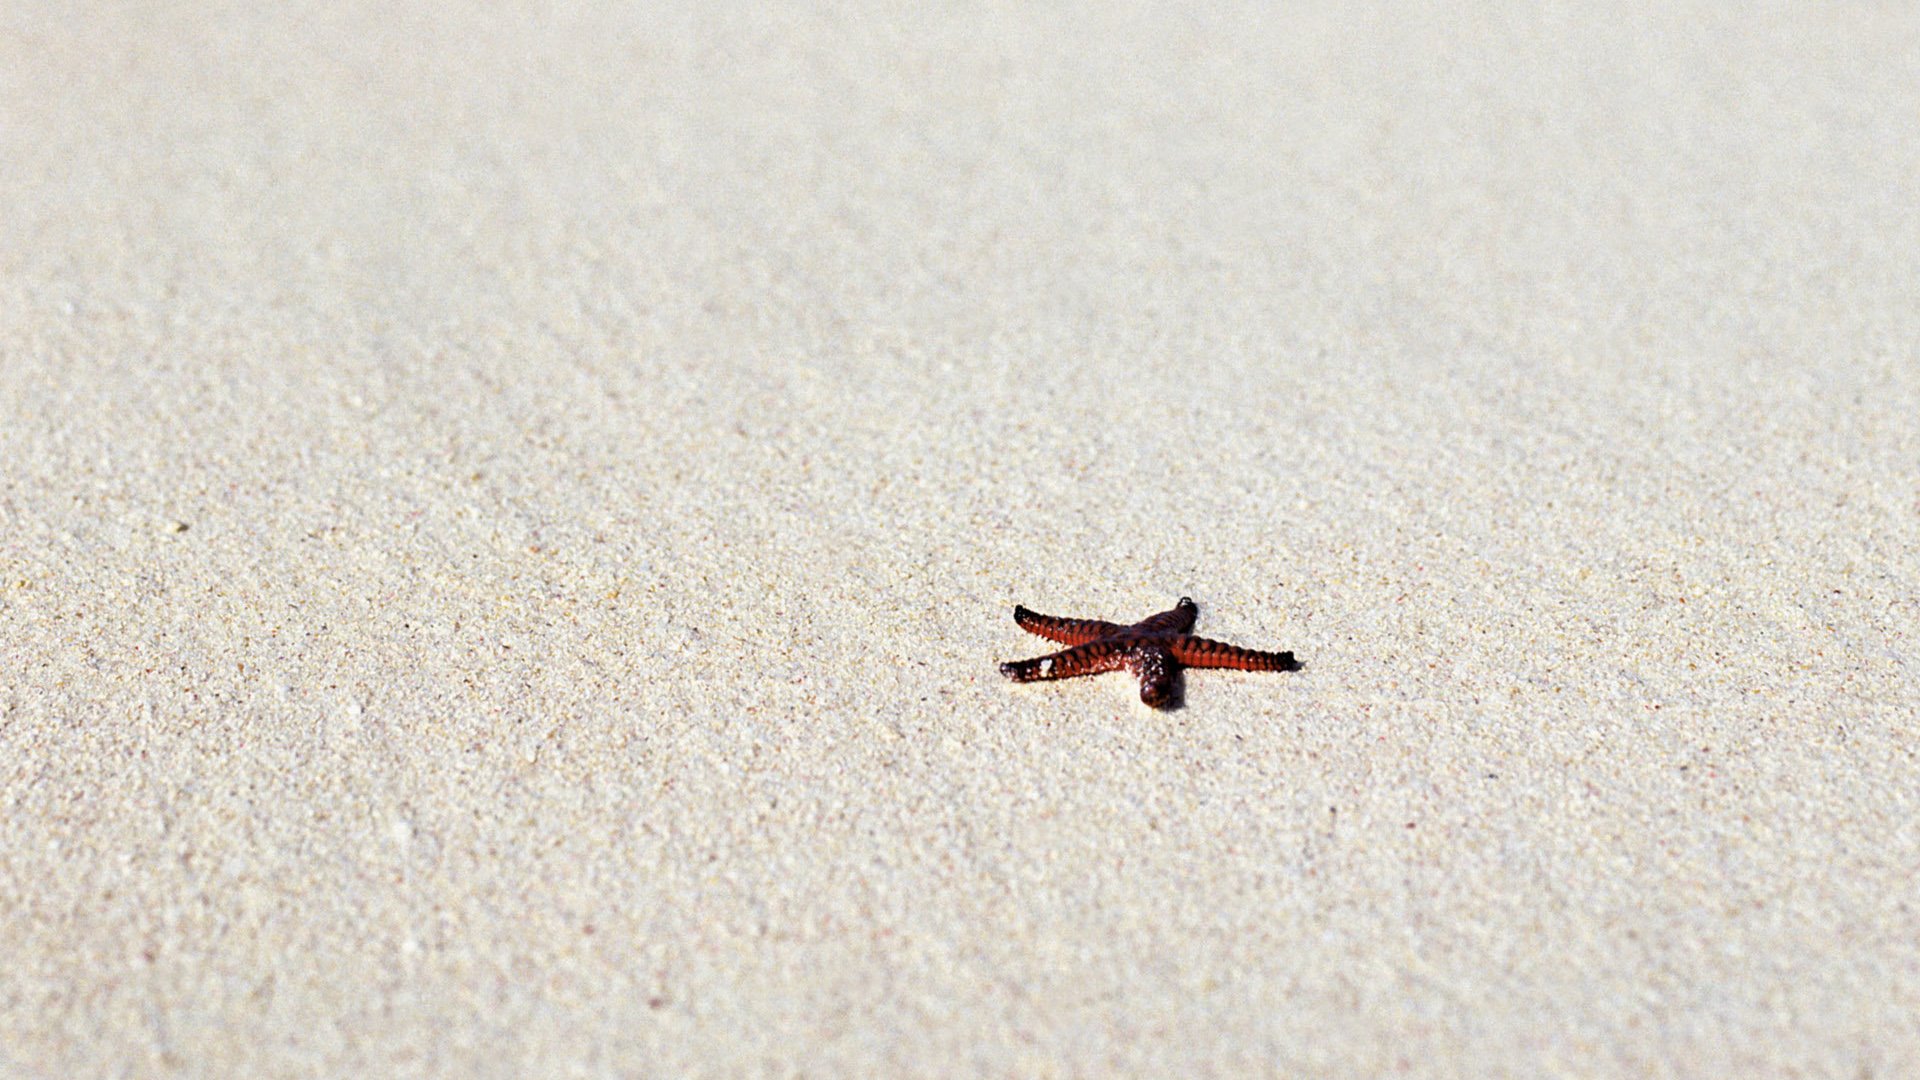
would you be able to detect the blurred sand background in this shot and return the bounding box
[3,2,1918,1076]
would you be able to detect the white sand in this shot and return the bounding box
[4,3,1918,1076]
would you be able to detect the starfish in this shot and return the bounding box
[999,596,1299,708]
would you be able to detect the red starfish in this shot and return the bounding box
[999,596,1299,708]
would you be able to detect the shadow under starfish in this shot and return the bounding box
[999,596,1300,708]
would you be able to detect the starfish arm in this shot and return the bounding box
[1013,605,1125,645]
[1168,636,1299,672]
[1130,596,1198,635]
[999,641,1130,683]
[1125,646,1177,707]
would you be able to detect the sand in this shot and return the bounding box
[4,3,1917,1076]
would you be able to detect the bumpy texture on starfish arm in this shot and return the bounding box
[1168,637,1299,671]
[1012,606,1128,646]
[999,596,1298,707]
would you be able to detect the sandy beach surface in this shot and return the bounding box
[4,3,1917,1076]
